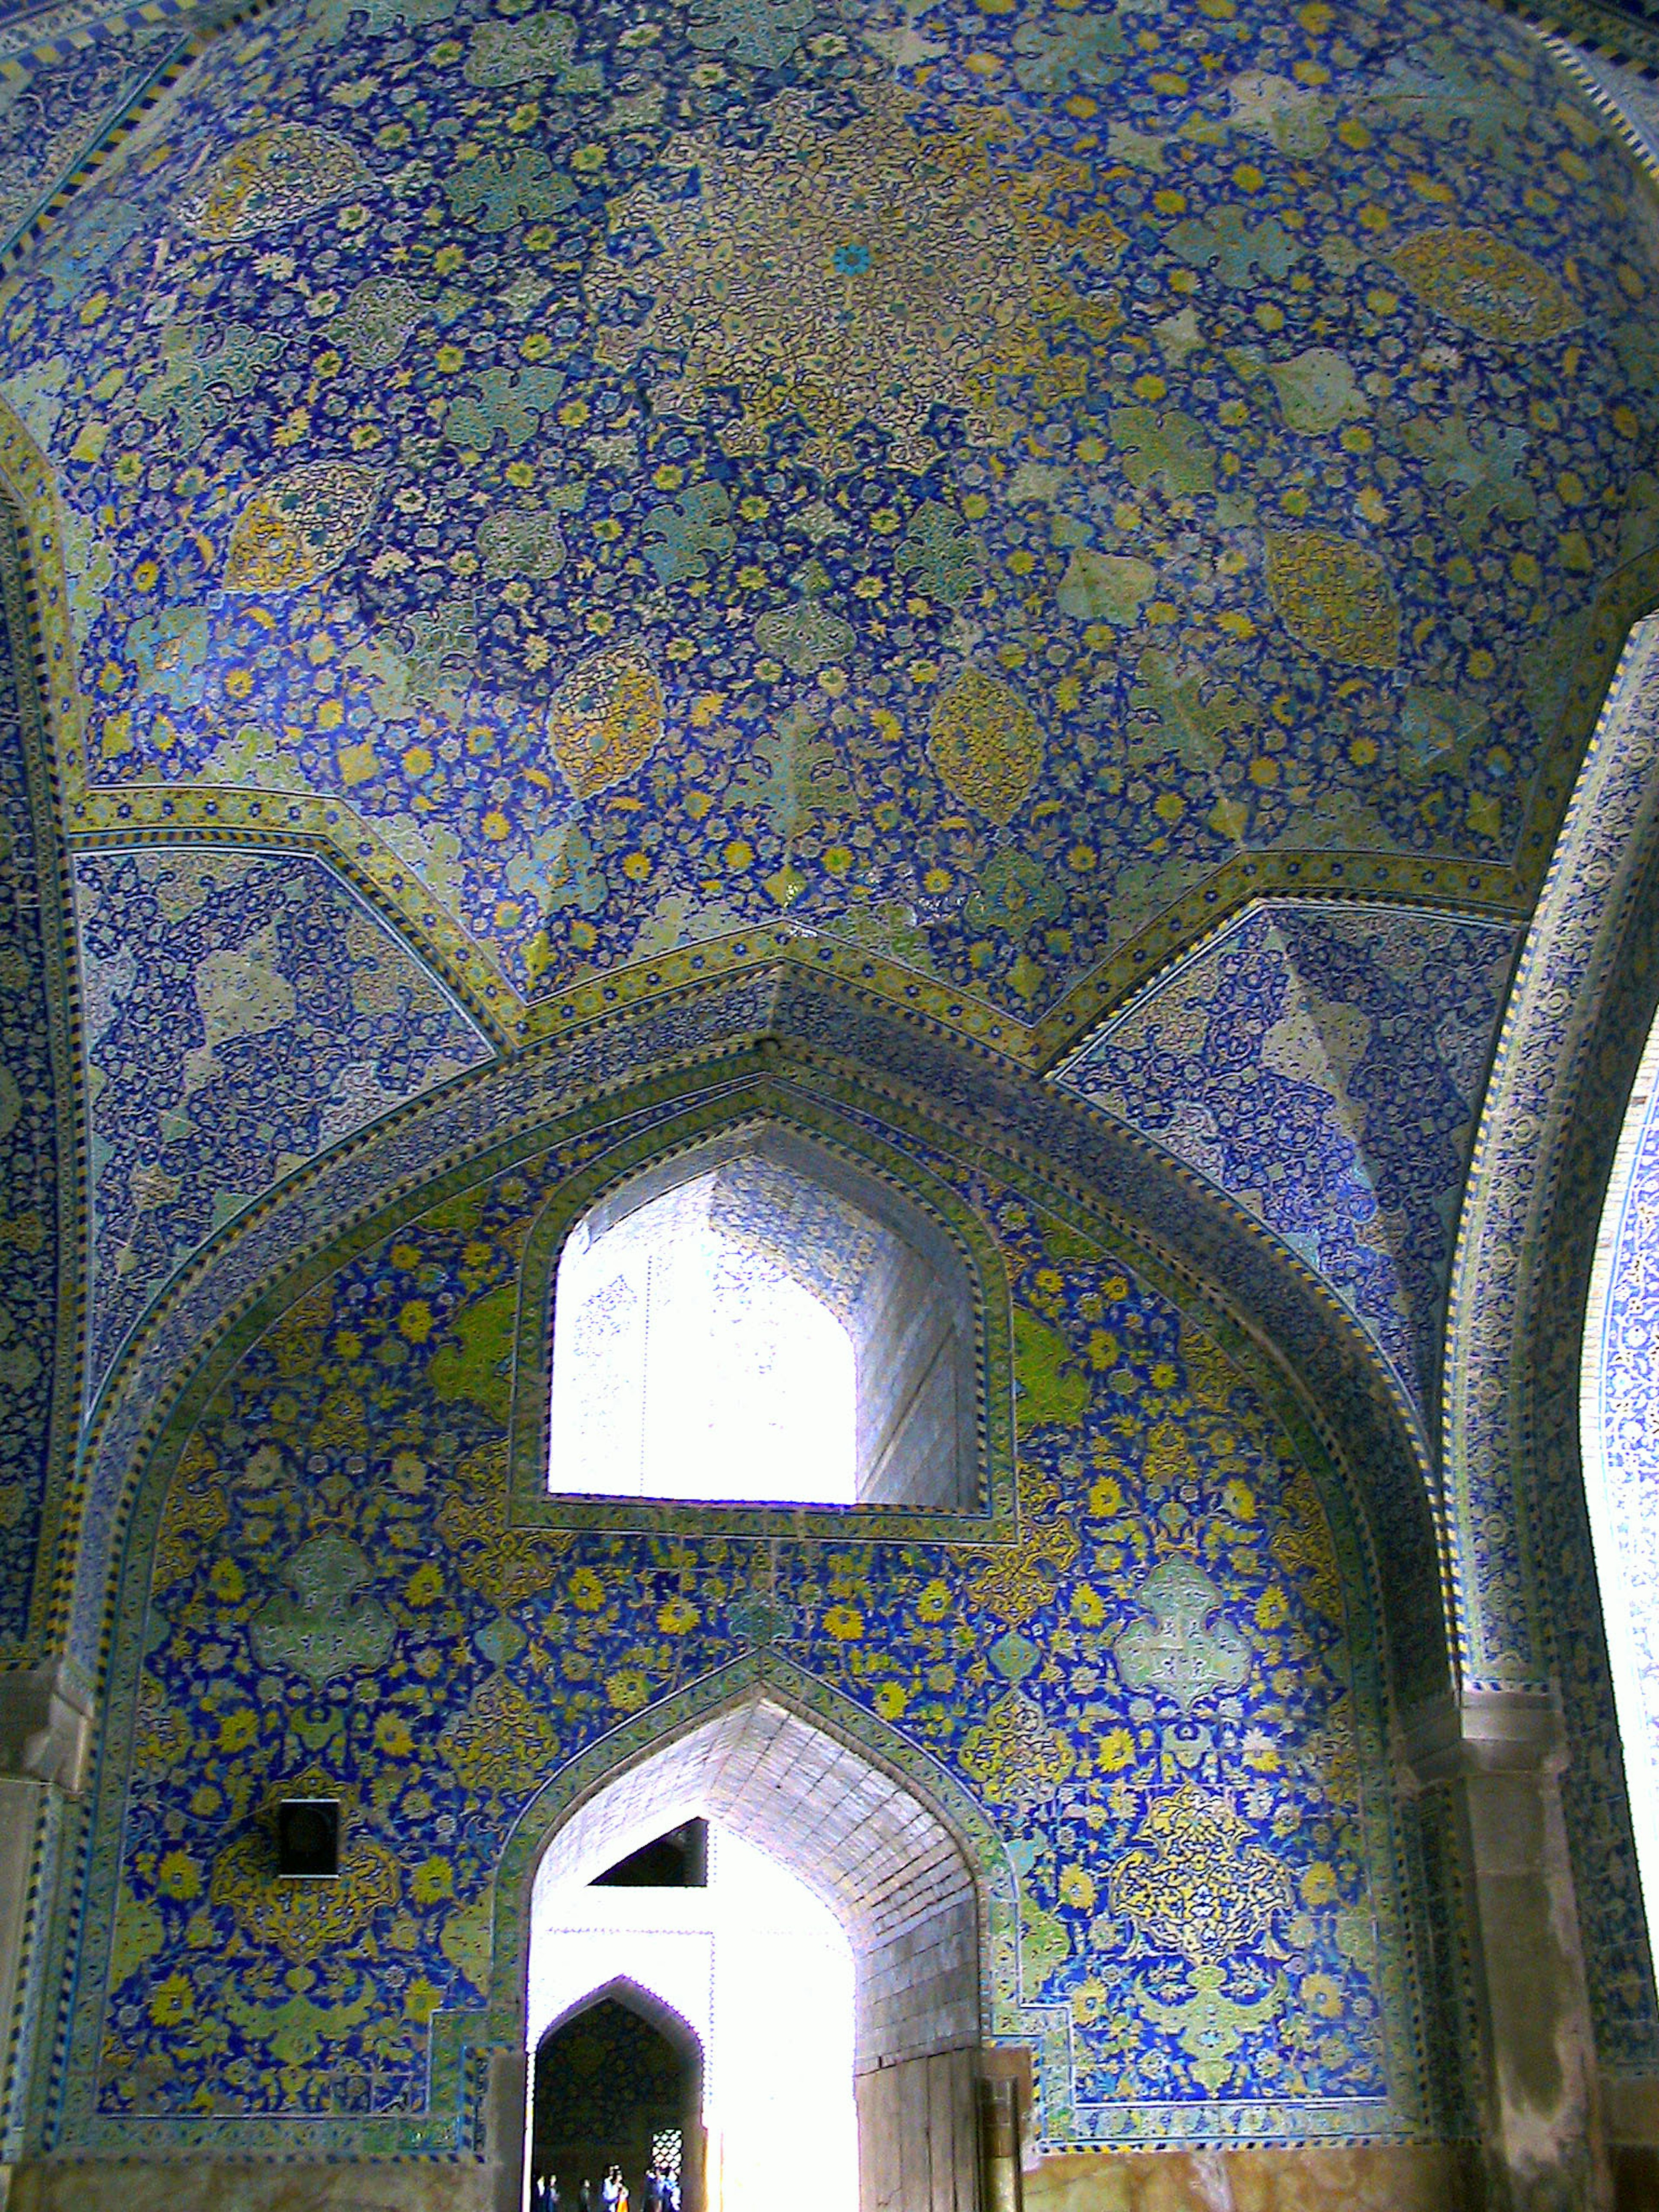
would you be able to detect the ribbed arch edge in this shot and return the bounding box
[68,985,1444,1707]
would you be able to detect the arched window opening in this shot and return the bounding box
[525,1698,981,2212]
[547,1128,977,1511]
[1583,1014,1659,1948]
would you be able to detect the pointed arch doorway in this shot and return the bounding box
[531,1981,704,2212]
[525,1695,985,2212]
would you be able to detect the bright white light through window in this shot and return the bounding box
[549,1170,858,1506]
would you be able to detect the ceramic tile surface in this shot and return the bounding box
[1438,622,1659,2067]
[73,844,493,1404]
[0,578,64,1649]
[6,0,1659,2169]
[71,1081,1427,2155]
[1056,900,1518,1424]
[0,0,196,258]
[2,0,1655,1047]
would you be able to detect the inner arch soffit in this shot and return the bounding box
[498,1668,998,2071]
[1445,611,1659,1692]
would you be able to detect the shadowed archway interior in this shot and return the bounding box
[531,1982,702,2212]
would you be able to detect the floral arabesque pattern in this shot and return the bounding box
[1057,899,1517,1426]
[5,0,1658,1041]
[0,553,67,1649]
[73,846,492,1403]
[0,0,194,257]
[76,1101,1425,2154]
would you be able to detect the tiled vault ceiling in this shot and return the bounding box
[2,0,1659,1388]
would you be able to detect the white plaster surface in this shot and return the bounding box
[531,1699,979,2068]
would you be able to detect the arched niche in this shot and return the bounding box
[547,1121,979,1513]
[506,1082,1015,1541]
[523,1691,985,2212]
[71,1047,1425,2176]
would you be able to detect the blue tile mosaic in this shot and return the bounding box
[73,843,493,1407]
[67,1073,1428,2153]
[1057,900,1518,1427]
[2,0,1655,1050]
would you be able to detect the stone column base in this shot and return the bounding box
[1602,2077,1659,2211]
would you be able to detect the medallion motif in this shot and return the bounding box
[439,1673,558,1797]
[960,1688,1074,1808]
[222,461,381,593]
[1113,1556,1252,1711]
[1389,226,1578,346]
[327,276,430,371]
[546,645,665,800]
[463,8,602,90]
[133,321,285,452]
[250,1530,395,1688]
[588,83,1124,473]
[929,667,1044,825]
[1107,1785,1294,1960]
[1264,529,1401,669]
[176,124,373,242]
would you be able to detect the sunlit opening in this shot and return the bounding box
[528,1822,858,2212]
[548,1170,857,1505]
[1583,1013,1659,1942]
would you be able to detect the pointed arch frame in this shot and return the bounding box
[535,1974,705,2072]
[1445,616,1659,1689]
[1440,611,1659,2064]
[53,1031,1434,2158]
[471,1657,1069,2115]
[68,995,1446,1707]
[506,1078,1014,1541]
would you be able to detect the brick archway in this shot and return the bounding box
[526,1693,984,2212]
